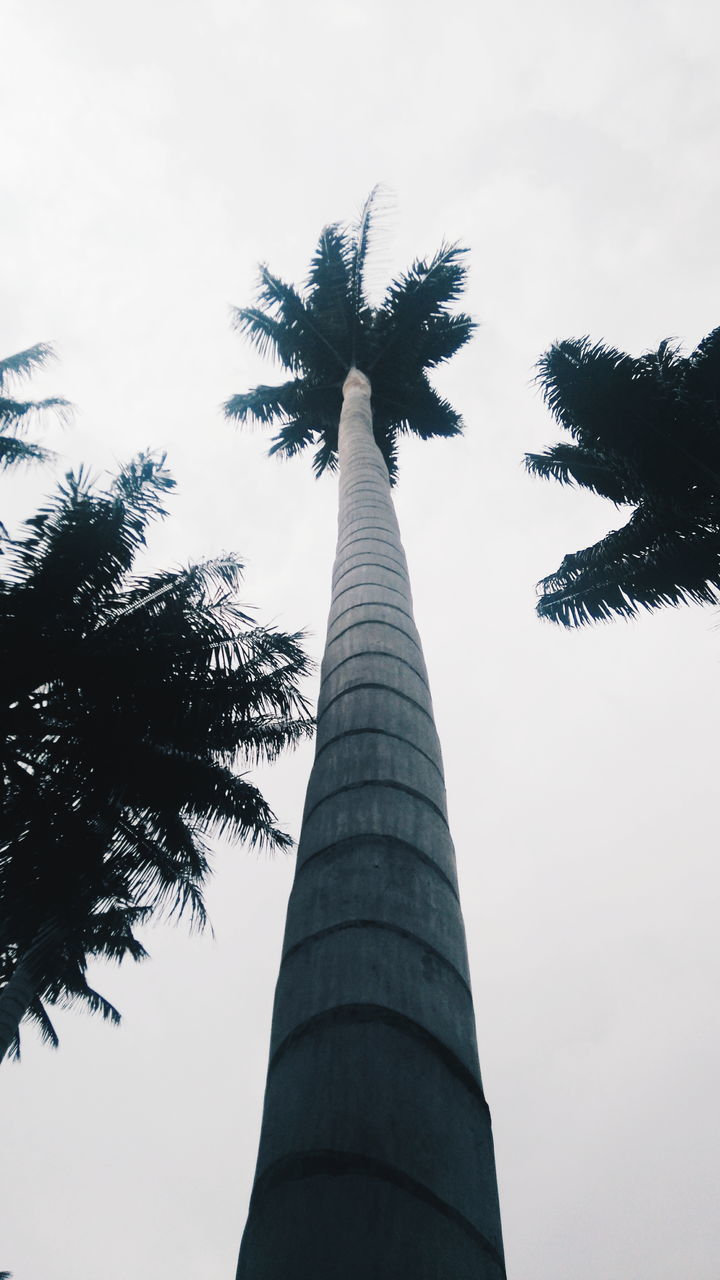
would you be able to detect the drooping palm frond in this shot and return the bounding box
[0,395,70,431]
[0,343,56,389]
[0,435,51,469]
[528,329,720,625]
[5,995,61,1062]
[525,442,637,504]
[0,344,70,472]
[0,453,313,1059]
[381,374,463,441]
[225,193,475,483]
[537,518,720,626]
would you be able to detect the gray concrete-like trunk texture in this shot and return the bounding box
[237,370,505,1279]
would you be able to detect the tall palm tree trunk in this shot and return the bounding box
[237,369,505,1279]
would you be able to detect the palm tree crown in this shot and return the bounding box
[0,343,69,470]
[224,192,475,482]
[0,453,312,1058]
[526,328,720,625]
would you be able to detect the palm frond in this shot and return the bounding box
[312,436,340,480]
[531,325,720,625]
[0,395,71,432]
[536,338,636,440]
[524,442,637,504]
[384,374,464,440]
[228,200,473,479]
[0,343,55,390]
[537,531,720,625]
[369,243,471,374]
[306,225,354,350]
[416,312,476,368]
[0,346,68,476]
[539,506,657,592]
[56,977,122,1025]
[112,451,175,524]
[224,380,309,426]
[267,416,317,460]
[349,186,379,362]
[0,453,311,1055]
[258,266,347,374]
[0,435,53,469]
[536,501,720,625]
[25,995,60,1048]
[232,307,303,372]
[7,452,172,613]
[112,813,211,930]
[126,746,292,851]
[686,326,720,402]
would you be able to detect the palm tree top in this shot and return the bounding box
[526,328,720,625]
[225,190,475,483]
[1,452,313,1057]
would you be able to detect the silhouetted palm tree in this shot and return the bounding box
[0,454,312,1062]
[225,195,505,1279]
[526,329,720,625]
[0,343,69,470]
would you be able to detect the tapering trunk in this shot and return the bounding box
[237,369,504,1278]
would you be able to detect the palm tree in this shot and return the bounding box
[225,196,505,1279]
[0,343,69,470]
[526,329,720,625]
[0,453,312,1062]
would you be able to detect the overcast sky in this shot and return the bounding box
[2,1,720,1277]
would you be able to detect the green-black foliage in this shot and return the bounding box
[526,330,720,626]
[0,343,70,469]
[0,454,313,1057]
[225,190,475,483]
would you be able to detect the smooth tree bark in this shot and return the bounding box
[237,370,505,1279]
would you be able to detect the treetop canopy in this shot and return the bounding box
[225,192,475,483]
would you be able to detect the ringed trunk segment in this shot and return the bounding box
[237,370,504,1278]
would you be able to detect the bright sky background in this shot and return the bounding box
[2,1,720,1277]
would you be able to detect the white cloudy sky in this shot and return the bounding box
[2,1,720,1276]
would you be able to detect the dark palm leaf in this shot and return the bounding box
[0,343,56,389]
[1,454,312,1058]
[0,395,70,431]
[368,243,472,374]
[348,187,379,364]
[306,224,354,353]
[0,435,52,468]
[525,442,637,504]
[0,344,70,472]
[529,329,720,625]
[225,192,474,483]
